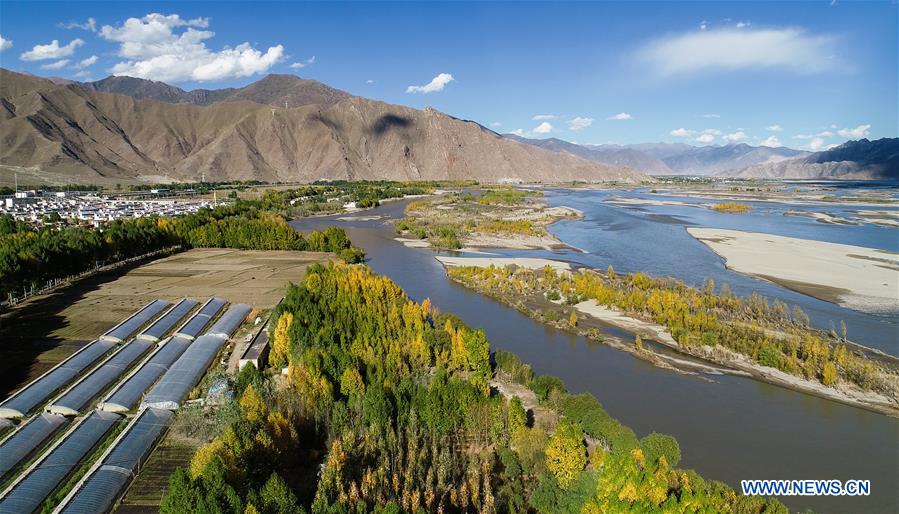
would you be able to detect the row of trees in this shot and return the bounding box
[162,262,786,513]
[447,265,894,396]
[0,205,363,300]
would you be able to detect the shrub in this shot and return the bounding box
[532,375,566,402]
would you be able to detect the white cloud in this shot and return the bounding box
[20,38,84,61]
[366,79,375,84]
[700,21,708,31]
[60,18,97,32]
[794,130,834,139]
[406,72,454,93]
[760,136,781,147]
[490,122,502,127]
[701,128,722,136]
[723,130,748,142]
[76,55,98,68]
[99,13,283,82]
[636,27,836,76]
[569,117,594,131]
[766,124,783,131]
[511,128,525,137]
[74,70,93,80]
[532,114,557,121]
[670,127,694,137]
[532,122,553,134]
[736,21,750,28]
[40,59,70,70]
[836,124,870,139]
[290,56,315,69]
[606,112,632,121]
[0,35,11,52]
[807,137,827,151]
[702,113,720,118]
[696,133,716,143]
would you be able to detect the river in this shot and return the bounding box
[293,191,899,514]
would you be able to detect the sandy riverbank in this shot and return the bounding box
[688,228,899,314]
[571,301,898,417]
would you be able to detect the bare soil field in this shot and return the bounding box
[0,248,329,398]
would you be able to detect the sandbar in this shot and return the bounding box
[688,227,899,313]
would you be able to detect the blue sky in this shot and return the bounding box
[0,1,895,149]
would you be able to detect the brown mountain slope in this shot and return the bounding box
[0,69,645,184]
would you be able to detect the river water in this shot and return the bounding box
[293,190,899,514]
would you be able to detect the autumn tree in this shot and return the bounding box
[545,421,587,488]
[269,312,293,368]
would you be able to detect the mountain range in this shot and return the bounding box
[727,138,899,179]
[506,135,809,176]
[0,69,645,185]
[507,134,898,180]
[2,68,895,184]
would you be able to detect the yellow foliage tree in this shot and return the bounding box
[340,367,365,399]
[544,421,586,488]
[822,361,838,386]
[240,383,266,423]
[270,312,293,368]
[190,438,225,479]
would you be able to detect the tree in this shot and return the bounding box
[544,421,586,488]
[822,361,838,386]
[339,367,365,399]
[259,472,300,514]
[240,384,266,423]
[568,310,578,328]
[270,312,293,368]
[508,396,527,433]
[639,432,681,467]
[191,439,226,479]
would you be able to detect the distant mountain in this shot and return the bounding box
[605,142,696,161]
[505,136,808,176]
[730,138,899,180]
[657,143,808,175]
[504,135,672,174]
[0,68,645,185]
[79,73,350,108]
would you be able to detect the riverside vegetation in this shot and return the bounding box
[395,189,579,250]
[710,203,752,214]
[446,265,899,409]
[160,261,786,513]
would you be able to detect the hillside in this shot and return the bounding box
[730,138,899,179]
[0,69,644,184]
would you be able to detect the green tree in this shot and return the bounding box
[639,432,681,467]
[259,472,300,514]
